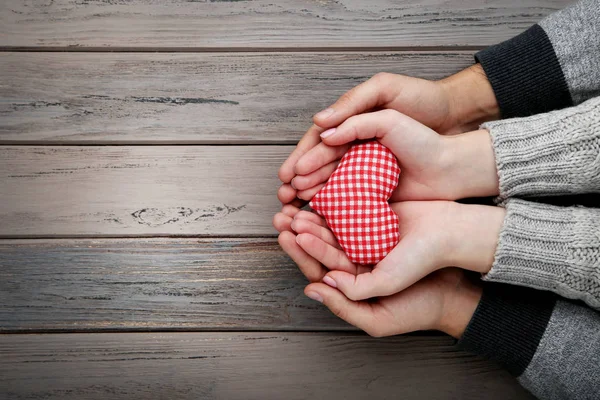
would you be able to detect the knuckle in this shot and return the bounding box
[380,108,399,120]
[372,72,392,85]
[277,232,288,247]
[272,213,283,230]
[296,191,311,201]
[337,92,355,107]
[281,204,298,216]
[341,116,361,139]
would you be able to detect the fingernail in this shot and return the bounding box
[306,291,323,303]
[314,108,335,120]
[320,128,337,139]
[322,276,337,288]
[290,220,297,232]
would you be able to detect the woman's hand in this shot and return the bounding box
[278,65,499,204]
[288,109,500,202]
[293,201,505,302]
[273,205,483,338]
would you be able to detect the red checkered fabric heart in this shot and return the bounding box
[310,141,401,265]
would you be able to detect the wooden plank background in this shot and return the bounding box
[0,52,473,144]
[0,0,570,49]
[0,238,351,332]
[1,0,571,398]
[0,146,284,236]
[0,333,534,400]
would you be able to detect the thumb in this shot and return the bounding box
[323,234,440,301]
[320,109,438,159]
[322,269,399,301]
[313,73,395,129]
[304,283,378,335]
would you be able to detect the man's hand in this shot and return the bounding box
[274,205,483,339]
[290,109,500,202]
[278,64,499,204]
[293,201,505,302]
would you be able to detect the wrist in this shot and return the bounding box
[437,270,483,339]
[445,203,506,274]
[441,128,499,199]
[440,64,500,131]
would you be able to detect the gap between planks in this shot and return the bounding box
[0,46,485,53]
[0,141,302,146]
[0,234,279,239]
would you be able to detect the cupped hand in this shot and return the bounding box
[290,109,499,202]
[293,201,505,302]
[278,65,499,204]
[274,206,482,338]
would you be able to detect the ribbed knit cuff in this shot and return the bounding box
[458,282,556,376]
[485,198,600,309]
[484,96,600,200]
[475,24,572,118]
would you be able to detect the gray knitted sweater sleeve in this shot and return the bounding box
[481,97,600,309]
[518,300,600,400]
[484,96,600,200]
[486,198,600,309]
[539,0,600,105]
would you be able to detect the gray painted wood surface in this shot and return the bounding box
[0,332,535,400]
[0,0,572,48]
[0,146,286,236]
[0,0,549,397]
[0,238,351,332]
[0,52,472,144]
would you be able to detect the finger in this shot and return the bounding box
[293,210,328,227]
[290,218,341,249]
[322,269,397,301]
[296,233,356,274]
[297,184,324,201]
[278,231,326,282]
[281,204,301,218]
[313,73,395,129]
[273,212,293,233]
[304,283,379,335]
[324,236,435,301]
[294,142,350,176]
[277,183,297,204]
[291,160,339,191]
[279,124,324,183]
[321,109,436,154]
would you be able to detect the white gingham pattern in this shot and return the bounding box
[310,141,401,265]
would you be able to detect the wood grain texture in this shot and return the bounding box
[0,52,474,144]
[0,146,286,237]
[0,238,352,332]
[0,332,534,400]
[0,0,572,48]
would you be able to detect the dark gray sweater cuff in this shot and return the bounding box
[475,24,572,118]
[457,282,556,376]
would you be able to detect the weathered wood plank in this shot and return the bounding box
[0,238,352,332]
[0,332,534,400]
[0,146,286,236]
[0,0,572,48]
[0,52,473,144]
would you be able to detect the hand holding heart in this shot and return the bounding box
[294,200,505,301]
[273,205,483,339]
[287,109,500,203]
